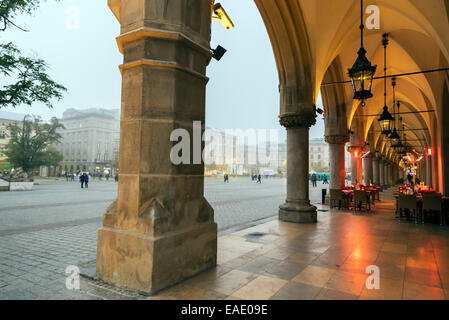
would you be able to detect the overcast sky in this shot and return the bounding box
[1,0,325,141]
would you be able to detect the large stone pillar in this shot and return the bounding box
[383,161,390,187]
[326,136,349,189]
[373,156,380,185]
[426,154,433,187]
[96,0,217,294]
[379,159,385,186]
[363,155,373,185]
[279,113,317,223]
[348,146,364,185]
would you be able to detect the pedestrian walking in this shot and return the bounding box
[257,174,262,184]
[80,173,85,188]
[84,173,89,189]
[323,175,329,184]
[311,173,317,187]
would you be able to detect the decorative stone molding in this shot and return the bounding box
[279,112,316,128]
[325,135,349,144]
[347,145,365,153]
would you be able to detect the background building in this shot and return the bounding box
[309,138,329,172]
[54,108,120,175]
[204,128,286,176]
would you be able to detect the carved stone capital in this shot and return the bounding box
[279,112,316,128]
[325,135,349,145]
[347,145,365,153]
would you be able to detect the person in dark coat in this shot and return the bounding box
[83,173,89,188]
[311,173,317,187]
[257,174,262,184]
[80,173,85,188]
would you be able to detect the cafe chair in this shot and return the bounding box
[352,190,371,215]
[421,194,443,225]
[330,189,346,209]
[398,194,418,223]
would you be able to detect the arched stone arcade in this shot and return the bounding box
[98,0,449,294]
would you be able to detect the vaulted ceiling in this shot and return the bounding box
[255,0,449,158]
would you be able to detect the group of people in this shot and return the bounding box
[80,173,89,188]
[252,174,262,184]
[310,173,328,187]
[223,174,262,184]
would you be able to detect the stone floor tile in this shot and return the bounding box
[406,256,438,270]
[220,254,257,269]
[292,265,336,288]
[262,260,308,281]
[403,282,445,300]
[209,270,258,296]
[238,256,281,275]
[288,251,321,264]
[405,266,442,288]
[324,270,367,296]
[231,276,288,300]
[315,288,359,300]
[339,258,376,275]
[381,242,408,254]
[376,252,406,265]
[376,262,405,281]
[270,281,321,300]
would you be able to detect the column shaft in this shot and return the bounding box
[329,143,346,189]
[373,157,380,185]
[279,114,317,224]
[363,156,373,185]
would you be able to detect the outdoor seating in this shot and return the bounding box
[330,189,346,209]
[352,190,371,214]
[398,194,418,223]
[422,193,444,225]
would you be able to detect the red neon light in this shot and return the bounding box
[354,151,359,158]
[427,147,432,156]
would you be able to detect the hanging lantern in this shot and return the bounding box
[348,0,377,106]
[348,48,377,105]
[389,128,400,146]
[378,106,394,135]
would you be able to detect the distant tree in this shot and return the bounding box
[310,162,329,173]
[37,145,63,167]
[0,0,66,108]
[4,116,64,172]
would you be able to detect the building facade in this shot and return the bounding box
[54,108,120,175]
[309,138,329,172]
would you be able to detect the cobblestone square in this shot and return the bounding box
[0,177,328,299]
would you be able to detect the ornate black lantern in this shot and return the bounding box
[377,34,394,136]
[390,128,401,146]
[378,106,394,135]
[389,81,400,145]
[348,0,377,106]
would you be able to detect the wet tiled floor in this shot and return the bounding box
[148,189,449,300]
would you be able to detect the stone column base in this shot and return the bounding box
[96,222,217,295]
[279,201,317,223]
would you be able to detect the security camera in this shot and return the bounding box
[212,3,234,30]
